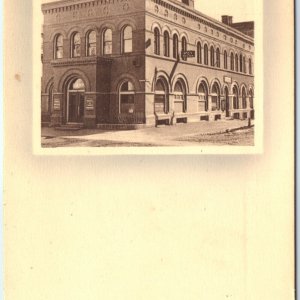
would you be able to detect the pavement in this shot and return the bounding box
[41,119,254,147]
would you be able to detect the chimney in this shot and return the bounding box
[222,15,233,26]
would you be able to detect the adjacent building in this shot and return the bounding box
[41,0,255,128]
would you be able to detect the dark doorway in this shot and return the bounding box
[68,92,84,123]
[225,87,230,117]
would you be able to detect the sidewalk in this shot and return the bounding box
[42,119,254,147]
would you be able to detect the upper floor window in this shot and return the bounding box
[197,42,202,64]
[173,34,179,59]
[210,46,215,66]
[154,28,160,55]
[54,34,63,59]
[224,51,228,69]
[216,48,220,68]
[103,28,112,55]
[235,54,239,72]
[243,56,246,73]
[87,31,96,56]
[122,26,132,53]
[163,31,170,57]
[71,32,81,57]
[181,37,187,61]
[249,58,253,74]
[240,54,243,72]
[204,44,208,65]
[230,52,234,70]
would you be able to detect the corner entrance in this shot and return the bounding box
[67,78,85,123]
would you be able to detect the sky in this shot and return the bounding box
[41,0,255,22]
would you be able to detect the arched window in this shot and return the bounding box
[198,81,208,112]
[233,86,239,109]
[173,34,179,59]
[240,54,243,72]
[87,31,96,56]
[235,54,239,72]
[211,83,220,111]
[163,31,170,57]
[242,87,247,109]
[204,44,208,65]
[197,42,202,64]
[54,34,63,59]
[210,46,215,66]
[154,28,160,55]
[103,28,112,55]
[119,81,135,114]
[155,78,169,113]
[216,48,220,68]
[174,80,187,113]
[122,26,133,53]
[249,58,252,74]
[243,56,246,73]
[249,89,254,109]
[71,32,81,57]
[224,50,228,69]
[181,37,187,61]
[230,52,234,70]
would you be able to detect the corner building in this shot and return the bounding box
[41,0,255,128]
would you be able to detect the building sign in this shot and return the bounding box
[86,99,94,110]
[224,76,232,84]
[181,51,195,58]
[53,98,61,110]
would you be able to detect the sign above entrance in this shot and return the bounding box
[181,51,195,58]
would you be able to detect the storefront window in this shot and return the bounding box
[120,81,135,114]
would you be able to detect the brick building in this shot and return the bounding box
[41,0,255,128]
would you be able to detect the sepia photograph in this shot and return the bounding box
[38,0,261,151]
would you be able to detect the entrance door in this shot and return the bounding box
[68,92,84,123]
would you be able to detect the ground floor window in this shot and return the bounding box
[198,82,208,112]
[155,78,169,114]
[211,83,220,111]
[233,86,239,109]
[173,80,186,113]
[120,81,135,114]
[249,89,254,109]
[242,87,247,109]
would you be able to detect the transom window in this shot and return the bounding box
[122,26,133,53]
[87,31,96,56]
[119,81,135,114]
[103,28,112,55]
[54,34,63,59]
[70,78,85,90]
[72,32,81,58]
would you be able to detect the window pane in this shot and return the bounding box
[124,26,132,39]
[56,47,63,59]
[57,35,63,46]
[121,81,134,92]
[121,95,134,114]
[124,40,132,53]
[104,42,112,54]
[89,31,96,43]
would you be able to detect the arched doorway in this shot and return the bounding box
[67,78,85,123]
[154,78,169,114]
[173,80,186,113]
[224,86,230,117]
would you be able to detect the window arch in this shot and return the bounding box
[230,52,234,70]
[122,26,133,53]
[181,37,187,61]
[242,87,247,109]
[204,44,209,65]
[163,31,170,57]
[224,50,228,69]
[54,34,63,59]
[197,42,202,64]
[233,86,239,109]
[173,34,179,59]
[71,32,81,57]
[173,80,187,113]
[154,28,160,55]
[87,31,96,56]
[211,83,220,111]
[216,48,220,68]
[198,81,208,112]
[119,81,135,114]
[240,54,243,72]
[103,28,112,55]
[235,54,239,72]
[210,46,215,66]
[155,78,169,113]
[249,58,253,74]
